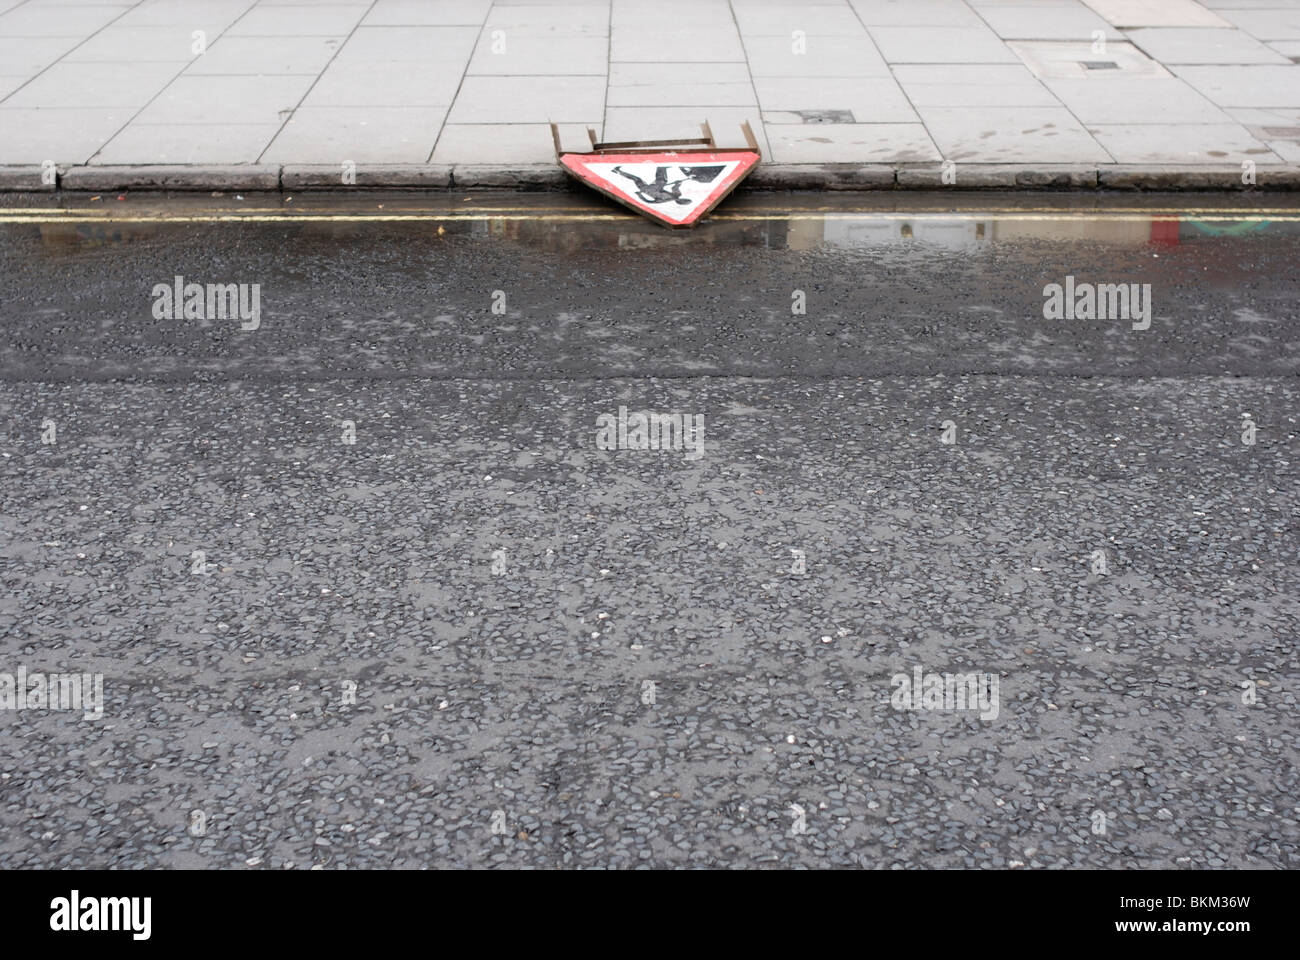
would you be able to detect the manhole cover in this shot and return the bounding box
[793,109,855,124]
[1009,40,1169,79]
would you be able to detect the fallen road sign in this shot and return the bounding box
[551,120,761,229]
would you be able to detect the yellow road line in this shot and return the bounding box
[2,206,1299,218]
[720,213,1295,222]
[0,207,607,215]
[2,212,1298,224]
[0,212,634,221]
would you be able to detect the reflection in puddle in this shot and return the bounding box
[30,215,1300,255]
[11,191,1300,254]
[817,218,988,249]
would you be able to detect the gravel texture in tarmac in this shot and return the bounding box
[0,196,1296,868]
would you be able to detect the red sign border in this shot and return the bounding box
[559,150,761,228]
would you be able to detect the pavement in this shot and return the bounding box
[2,0,1300,192]
[0,192,1297,868]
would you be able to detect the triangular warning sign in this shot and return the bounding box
[553,123,762,228]
[560,151,759,227]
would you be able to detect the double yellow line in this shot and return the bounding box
[2,205,1298,223]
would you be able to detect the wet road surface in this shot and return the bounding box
[0,191,1296,868]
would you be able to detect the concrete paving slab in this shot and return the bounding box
[362,0,491,27]
[187,36,343,75]
[851,0,983,28]
[1229,110,1300,165]
[1175,64,1300,107]
[0,76,29,99]
[766,122,940,162]
[133,74,314,125]
[613,0,736,29]
[484,3,609,36]
[0,36,82,74]
[432,121,594,163]
[131,76,314,128]
[60,26,204,63]
[734,4,869,36]
[113,0,253,36]
[1081,0,1232,28]
[2,0,1297,190]
[0,2,124,35]
[228,3,369,36]
[261,105,448,163]
[448,75,605,122]
[870,25,1021,63]
[609,81,756,108]
[610,61,751,86]
[1217,8,1300,40]
[1085,121,1280,163]
[1200,0,1299,7]
[612,27,748,63]
[1009,38,1170,77]
[1124,26,1291,64]
[754,76,918,122]
[302,60,464,108]
[92,122,281,164]
[3,61,180,108]
[918,105,1113,162]
[743,35,891,76]
[893,64,1060,106]
[1266,139,1300,162]
[1044,76,1231,123]
[0,106,131,163]
[467,34,608,75]
[1227,105,1300,122]
[978,4,1117,40]
[333,25,480,61]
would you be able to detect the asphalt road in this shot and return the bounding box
[0,192,1296,869]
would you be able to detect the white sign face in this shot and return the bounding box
[583,161,742,223]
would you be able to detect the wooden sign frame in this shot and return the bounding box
[551,120,762,229]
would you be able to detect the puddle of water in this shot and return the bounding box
[4,190,1299,253]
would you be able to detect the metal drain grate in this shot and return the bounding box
[1081,60,1119,70]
